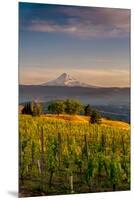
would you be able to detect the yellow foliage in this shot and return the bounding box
[101,118,129,130]
[19,113,130,130]
[63,145,68,155]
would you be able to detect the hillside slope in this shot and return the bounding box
[20,114,130,129]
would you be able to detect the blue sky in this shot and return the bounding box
[19,2,130,87]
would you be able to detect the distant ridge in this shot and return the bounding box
[41,73,97,88]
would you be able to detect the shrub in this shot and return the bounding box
[90,110,101,124]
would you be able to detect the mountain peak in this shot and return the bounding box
[57,73,76,82]
[41,73,96,88]
[61,72,68,77]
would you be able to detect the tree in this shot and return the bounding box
[48,101,65,115]
[64,99,83,115]
[31,101,43,116]
[84,104,92,116]
[22,102,32,115]
[22,101,43,116]
[48,103,55,113]
[90,110,101,124]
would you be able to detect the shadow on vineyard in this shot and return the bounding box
[19,114,130,197]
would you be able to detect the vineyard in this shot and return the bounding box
[19,114,130,197]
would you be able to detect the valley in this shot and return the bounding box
[19,85,130,122]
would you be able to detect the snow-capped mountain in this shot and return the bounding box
[41,73,96,88]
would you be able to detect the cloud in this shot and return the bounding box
[21,6,130,39]
[61,7,129,30]
[28,20,77,34]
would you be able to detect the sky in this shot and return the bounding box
[19,2,130,87]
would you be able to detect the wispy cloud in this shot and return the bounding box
[28,20,77,34]
[21,6,130,39]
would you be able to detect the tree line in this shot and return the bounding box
[21,99,101,124]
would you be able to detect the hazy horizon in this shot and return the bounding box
[19,3,130,87]
[19,72,130,88]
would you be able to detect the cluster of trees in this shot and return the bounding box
[21,100,101,124]
[22,101,42,117]
[48,99,83,115]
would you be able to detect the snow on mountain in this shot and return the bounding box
[41,73,96,88]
